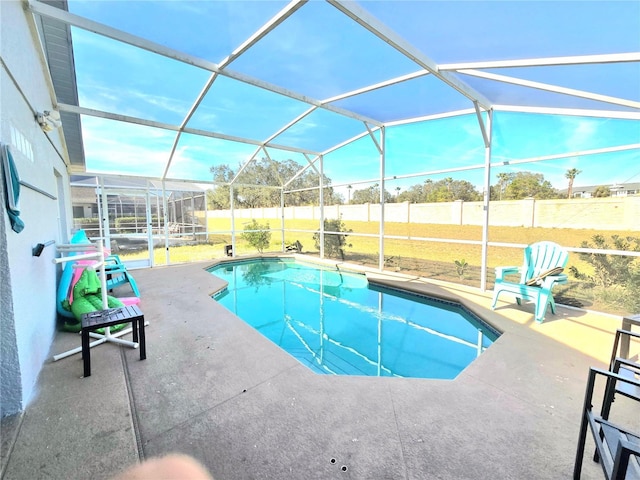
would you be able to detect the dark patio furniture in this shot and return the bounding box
[81,305,146,378]
[573,334,640,480]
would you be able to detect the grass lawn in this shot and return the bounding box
[119,218,639,316]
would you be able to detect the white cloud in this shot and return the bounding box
[81,118,174,176]
[77,80,194,124]
[561,117,600,153]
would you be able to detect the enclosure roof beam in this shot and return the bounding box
[57,103,321,155]
[163,70,222,179]
[440,52,640,70]
[261,146,273,163]
[493,105,640,120]
[321,109,481,157]
[28,0,382,129]
[459,69,640,110]
[327,0,492,110]
[474,102,490,148]
[218,0,307,67]
[303,153,321,177]
[231,150,260,186]
[364,123,382,155]
[282,154,320,188]
[57,103,179,131]
[491,143,640,168]
[171,1,308,180]
[262,106,318,146]
[322,127,381,157]
[321,143,640,188]
[322,70,429,104]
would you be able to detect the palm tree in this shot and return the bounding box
[424,179,433,202]
[347,185,352,204]
[565,168,582,199]
[497,172,510,200]
[395,186,401,201]
[444,177,453,191]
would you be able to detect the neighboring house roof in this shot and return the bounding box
[71,175,207,192]
[70,176,207,210]
[559,182,640,195]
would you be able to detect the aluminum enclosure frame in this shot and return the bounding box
[27,0,640,292]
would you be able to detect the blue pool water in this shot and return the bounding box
[209,258,499,379]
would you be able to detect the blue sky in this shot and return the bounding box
[67,1,640,194]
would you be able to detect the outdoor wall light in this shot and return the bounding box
[32,239,55,257]
[36,110,62,132]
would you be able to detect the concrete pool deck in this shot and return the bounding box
[2,256,638,479]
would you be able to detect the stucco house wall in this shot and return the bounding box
[1,0,72,416]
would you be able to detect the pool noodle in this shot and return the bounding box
[56,232,141,318]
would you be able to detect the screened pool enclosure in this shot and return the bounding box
[32,0,640,315]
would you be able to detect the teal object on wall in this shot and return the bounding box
[1,144,24,233]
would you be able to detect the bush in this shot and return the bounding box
[242,220,271,253]
[454,258,468,279]
[114,216,161,233]
[313,218,352,260]
[569,234,640,313]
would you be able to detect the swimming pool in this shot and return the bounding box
[210,258,499,379]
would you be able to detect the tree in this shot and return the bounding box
[347,185,352,204]
[207,165,235,209]
[500,172,558,200]
[593,185,610,198]
[444,177,453,192]
[565,168,582,199]
[234,157,293,208]
[208,158,338,209]
[424,179,481,203]
[313,218,352,260]
[448,179,482,202]
[325,189,344,205]
[241,219,271,253]
[397,184,425,203]
[395,178,482,203]
[488,184,501,201]
[395,186,401,201]
[350,184,392,204]
[424,179,434,199]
